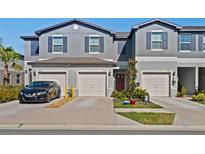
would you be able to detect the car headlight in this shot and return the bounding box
[37,91,47,95]
[20,92,23,95]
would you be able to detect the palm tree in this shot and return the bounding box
[0,45,23,86]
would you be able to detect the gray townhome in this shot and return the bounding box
[20,19,205,97]
[0,54,24,85]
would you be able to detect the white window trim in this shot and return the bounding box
[52,35,64,54]
[179,34,191,52]
[151,30,163,32]
[88,35,100,54]
[151,31,163,51]
[180,50,191,53]
[151,49,163,51]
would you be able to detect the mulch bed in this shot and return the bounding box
[46,97,74,108]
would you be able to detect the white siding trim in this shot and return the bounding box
[136,56,178,62]
[178,58,205,63]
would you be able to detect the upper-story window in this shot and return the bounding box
[203,34,205,51]
[89,36,100,53]
[52,36,63,53]
[31,40,39,56]
[180,34,191,51]
[151,32,163,50]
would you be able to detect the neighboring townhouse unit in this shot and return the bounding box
[21,19,205,97]
[0,54,24,85]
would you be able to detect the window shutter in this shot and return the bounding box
[48,37,52,52]
[99,37,104,53]
[146,32,151,50]
[198,34,203,51]
[191,34,196,51]
[178,35,180,51]
[162,32,168,49]
[84,37,89,52]
[31,40,39,55]
[63,36,67,53]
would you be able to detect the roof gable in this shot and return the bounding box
[132,19,182,30]
[35,19,115,35]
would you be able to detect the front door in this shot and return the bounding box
[116,74,125,91]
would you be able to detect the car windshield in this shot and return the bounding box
[28,81,50,88]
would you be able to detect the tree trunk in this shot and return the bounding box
[3,64,9,86]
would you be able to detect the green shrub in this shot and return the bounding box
[192,92,205,101]
[111,90,119,98]
[0,85,24,103]
[111,90,128,100]
[176,86,187,97]
[181,86,188,96]
[111,87,150,101]
[134,87,149,100]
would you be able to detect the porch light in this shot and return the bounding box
[172,71,176,76]
[33,71,36,76]
[108,71,111,77]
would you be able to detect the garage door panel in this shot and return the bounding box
[79,73,106,96]
[142,73,169,97]
[38,72,66,96]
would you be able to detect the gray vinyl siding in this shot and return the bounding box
[0,70,24,86]
[135,23,178,57]
[137,61,178,97]
[37,24,118,61]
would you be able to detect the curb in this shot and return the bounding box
[1,124,205,131]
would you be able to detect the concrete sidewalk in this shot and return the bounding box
[1,123,205,131]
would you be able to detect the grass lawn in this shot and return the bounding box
[117,112,175,125]
[113,99,163,108]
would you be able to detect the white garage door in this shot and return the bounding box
[79,73,106,96]
[142,73,170,96]
[38,72,66,96]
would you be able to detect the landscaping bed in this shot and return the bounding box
[46,97,74,108]
[113,99,162,108]
[0,85,24,103]
[117,112,175,125]
[191,91,205,105]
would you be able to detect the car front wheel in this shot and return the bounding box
[57,90,61,98]
[46,94,51,103]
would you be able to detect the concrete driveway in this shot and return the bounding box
[0,97,137,125]
[151,97,205,125]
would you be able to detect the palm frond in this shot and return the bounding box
[0,44,23,71]
[12,63,23,71]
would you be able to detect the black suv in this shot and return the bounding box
[18,81,61,103]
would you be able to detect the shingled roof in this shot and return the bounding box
[114,32,130,39]
[27,57,116,65]
[35,19,115,35]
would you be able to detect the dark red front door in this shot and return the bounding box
[116,74,125,91]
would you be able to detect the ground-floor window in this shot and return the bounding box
[16,74,20,84]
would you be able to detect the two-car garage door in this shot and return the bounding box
[142,73,170,97]
[79,73,106,96]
